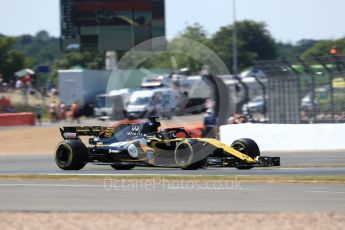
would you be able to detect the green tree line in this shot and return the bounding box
[0,20,344,84]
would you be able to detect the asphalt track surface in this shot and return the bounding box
[0,152,344,212]
[0,180,345,212]
[1,151,345,175]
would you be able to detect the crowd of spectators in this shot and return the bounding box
[0,95,16,113]
[47,101,81,124]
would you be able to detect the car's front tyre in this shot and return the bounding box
[231,138,260,170]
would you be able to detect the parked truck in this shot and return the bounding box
[58,69,111,116]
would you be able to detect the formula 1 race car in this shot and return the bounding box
[55,117,280,170]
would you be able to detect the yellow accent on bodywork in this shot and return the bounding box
[194,138,257,164]
[95,137,257,164]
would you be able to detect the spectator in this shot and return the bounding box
[35,104,43,126]
[229,113,249,124]
[49,100,58,123]
[203,108,217,138]
[71,101,80,124]
[0,95,16,113]
[0,74,3,92]
[22,75,32,87]
[15,79,22,89]
[59,102,67,121]
[51,87,58,96]
[2,82,8,92]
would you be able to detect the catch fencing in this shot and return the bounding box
[254,56,345,124]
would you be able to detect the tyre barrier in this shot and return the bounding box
[0,113,35,126]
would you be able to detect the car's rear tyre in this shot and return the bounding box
[110,165,135,170]
[231,138,260,170]
[55,140,88,170]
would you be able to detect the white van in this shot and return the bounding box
[94,88,134,119]
[125,88,180,119]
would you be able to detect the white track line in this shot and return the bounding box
[0,183,102,188]
[307,190,345,194]
[0,183,242,191]
[1,183,345,193]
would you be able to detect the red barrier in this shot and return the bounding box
[0,113,35,126]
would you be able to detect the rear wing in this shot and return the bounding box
[60,122,133,140]
[60,126,104,140]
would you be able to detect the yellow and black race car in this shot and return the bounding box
[55,117,280,170]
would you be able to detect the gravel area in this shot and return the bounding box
[0,127,60,156]
[0,212,344,230]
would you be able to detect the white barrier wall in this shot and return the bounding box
[220,123,345,151]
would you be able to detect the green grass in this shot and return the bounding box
[1,174,345,184]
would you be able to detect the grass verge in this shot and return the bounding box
[0,174,345,184]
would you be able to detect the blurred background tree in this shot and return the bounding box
[211,20,277,72]
[301,38,345,58]
[3,20,345,86]
[276,39,318,59]
[0,36,26,82]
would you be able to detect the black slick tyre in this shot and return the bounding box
[55,140,88,170]
[110,165,135,170]
[231,138,260,170]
